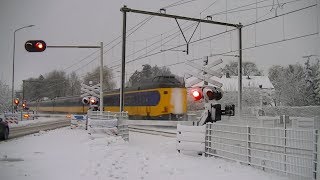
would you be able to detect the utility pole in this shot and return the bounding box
[120,6,127,112]
[203,56,208,86]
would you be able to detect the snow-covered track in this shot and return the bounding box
[9,119,71,139]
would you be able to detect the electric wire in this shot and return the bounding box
[111,2,318,76]
[61,0,196,74]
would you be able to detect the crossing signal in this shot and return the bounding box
[89,97,99,105]
[190,87,202,101]
[25,40,47,52]
[203,86,222,101]
[22,102,26,109]
[82,97,90,105]
[13,98,19,105]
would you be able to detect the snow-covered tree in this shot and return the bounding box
[304,59,314,104]
[128,64,172,87]
[222,61,262,76]
[0,80,11,112]
[83,66,115,91]
[314,59,320,103]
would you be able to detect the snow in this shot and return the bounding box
[0,127,289,180]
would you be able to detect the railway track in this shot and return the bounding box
[9,119,71,139]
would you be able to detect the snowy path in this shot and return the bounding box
[0,127,289,180]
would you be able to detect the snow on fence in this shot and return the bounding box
[176,124,206,155]
[204,123,319,180]
[87,111,129,141]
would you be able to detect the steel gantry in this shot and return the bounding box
[120,5,243,118]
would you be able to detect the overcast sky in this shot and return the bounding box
[0,0,319,89]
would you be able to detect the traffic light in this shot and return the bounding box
[25,40,47,52]
[13,98,19,105]
[190,87,203,101]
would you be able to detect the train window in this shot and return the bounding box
[164,91,168,94]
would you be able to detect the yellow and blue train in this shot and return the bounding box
[28,76,187,120]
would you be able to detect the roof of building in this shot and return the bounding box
[186,75,274,91]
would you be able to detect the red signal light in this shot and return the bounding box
[193,90,200,98]
[36,42,44,49]
[89,97,99,105]
[25,40,47,52]
[14,98,19,105]
[191,88,203,101]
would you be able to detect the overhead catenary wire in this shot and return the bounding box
[77,1,317,75]
[96,0,308,70]
[112,2,318,71]
[108,0,310,68]
[61,0,196,74]
[74,0,279,72]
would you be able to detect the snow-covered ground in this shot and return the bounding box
[0,127,289,180]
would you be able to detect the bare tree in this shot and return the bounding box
[83,66,115,91]
[67,71,81,96]
[222,61,262,76]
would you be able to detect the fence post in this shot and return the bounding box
[283,115,288,175]
[315,129,319,180]
[205,124,209,157]
[247,126,251,166]
[205,123,212,157]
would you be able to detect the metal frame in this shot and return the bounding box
[205,123,318,179]
[120,6,243,117]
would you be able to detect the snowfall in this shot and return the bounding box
[0,124,290,180]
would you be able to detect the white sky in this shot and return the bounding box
[0,126,289,180]
[0,0,319,89]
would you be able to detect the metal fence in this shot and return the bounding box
[87,111,129,141]
[205,123,319,180]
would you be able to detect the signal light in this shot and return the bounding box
[89,97,99,105]
[203,87,223,101]
[14,98,19,105]
[25,40,47,52]
[82,97,90,105]
[191,87,203,101]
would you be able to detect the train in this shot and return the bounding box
[28,76,187,120]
